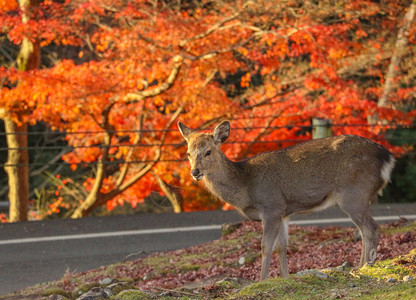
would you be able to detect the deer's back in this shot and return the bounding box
[241,135,392,213]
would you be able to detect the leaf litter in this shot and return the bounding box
[2,219,416,299]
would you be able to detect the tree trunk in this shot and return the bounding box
[4,119,29,222]
[1,0,41,222]
[378,1,415,108]
[368,0,416,125]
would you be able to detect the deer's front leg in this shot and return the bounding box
[260,216,289,280]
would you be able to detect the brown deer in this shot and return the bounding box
[178,120,395,280]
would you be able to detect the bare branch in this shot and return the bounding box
[241,83,304,110]
[97,106,183,204]
[115,103,146,188]
[124,55,183,103]
[29,147,71,177]
[152,171,182,213]
[179,11,241,46]
[241,114,281,158]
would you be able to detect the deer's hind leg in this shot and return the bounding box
[339,195,380,267]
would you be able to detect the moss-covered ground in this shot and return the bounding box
[2,220,415,299]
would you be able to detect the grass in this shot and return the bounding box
[232,270,416,300]
[357,249,416,281]
[2,220,415,299]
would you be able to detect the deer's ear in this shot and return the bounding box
[178,121,193,142]
[213,120,230,144]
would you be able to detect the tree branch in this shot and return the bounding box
[152,171,183,213]
[29,147,71,177]
[179,11,241,47]
[115,103,146,188]
[124,55,183,103]
[241,113,281,158]
[96,106,183,204]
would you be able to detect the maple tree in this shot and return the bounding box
[0,0,41,222]
[1,0,415,221]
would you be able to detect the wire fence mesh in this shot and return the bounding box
[0,123,415,168]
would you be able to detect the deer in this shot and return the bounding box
[178,120,395,281]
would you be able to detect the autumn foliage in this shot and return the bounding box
[1,0,415,219]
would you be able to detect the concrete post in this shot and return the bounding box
[312,118,332,139]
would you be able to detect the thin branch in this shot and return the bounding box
[241,84,303,110]
[115,103,146,188]
[97,106,183,203]
[202,69,218,87]
[179,11,241,46]
[81,33,103,59]
[0,45,14,63]
[180,34,257,62]
[29,147,71,177]
[124,55,183,103]
[241,114,280,158]
[151,171,182,213]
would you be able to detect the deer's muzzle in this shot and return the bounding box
[191,169,204,181]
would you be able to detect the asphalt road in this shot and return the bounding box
[1,204,415,295]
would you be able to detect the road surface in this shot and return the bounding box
[1,203,415,295]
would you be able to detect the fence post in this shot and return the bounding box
[312,118,332,139]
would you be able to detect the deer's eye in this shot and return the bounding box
[205,150,211,157]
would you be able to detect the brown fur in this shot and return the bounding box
[178,120,395,280]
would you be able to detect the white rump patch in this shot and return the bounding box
[378,156,395,196]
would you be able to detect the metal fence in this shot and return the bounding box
[0,122,415,212]
[1,122,415,168]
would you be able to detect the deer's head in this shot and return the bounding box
[178,121,230,181]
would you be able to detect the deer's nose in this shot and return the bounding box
[191,169,203,181]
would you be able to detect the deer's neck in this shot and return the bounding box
[203,155,247,208]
